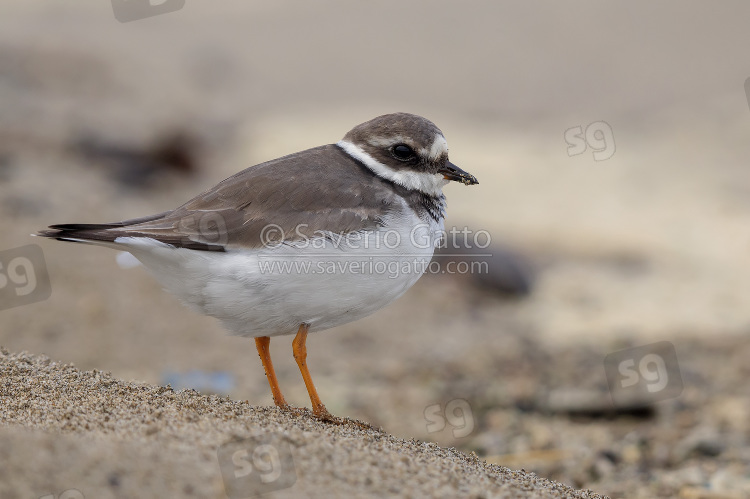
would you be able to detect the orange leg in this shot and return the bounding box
[255,336,288,409]
[292,324,333,419]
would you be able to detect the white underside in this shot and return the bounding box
[108,206,444,338]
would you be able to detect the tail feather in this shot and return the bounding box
[36,210,225,252]
[36,211,172,244]
[37,228,122,244]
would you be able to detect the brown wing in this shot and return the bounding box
[38,145,400,251]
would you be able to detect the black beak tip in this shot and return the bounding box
[463,174,479,186]
[440,161,478,186]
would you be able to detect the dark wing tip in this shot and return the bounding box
[37,222,227,252]
[37,224,111,237]
[36,228,63,238]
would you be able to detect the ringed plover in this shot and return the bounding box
[38,113,478,420]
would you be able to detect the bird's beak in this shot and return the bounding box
[438,161,478,186]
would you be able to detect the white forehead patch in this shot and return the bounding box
[423,134,448,161]
[337,140,448,197]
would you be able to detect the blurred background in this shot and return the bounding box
[1,1,750,497]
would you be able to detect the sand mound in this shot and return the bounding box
[0,348,605,498]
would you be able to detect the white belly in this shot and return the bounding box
[116,211,443,337]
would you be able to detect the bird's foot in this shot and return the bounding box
[277,404,306,417]
[312,405,343,424]
[311,406,383,432]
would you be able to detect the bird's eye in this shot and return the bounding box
[392,144,416,161]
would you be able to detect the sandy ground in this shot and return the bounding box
[2,1,750,498]
[0,349,607,499]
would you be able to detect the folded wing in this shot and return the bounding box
[38,145,397,251]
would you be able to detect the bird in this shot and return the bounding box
[38,113,479,421]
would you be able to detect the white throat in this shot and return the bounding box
[337,140,448,197]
